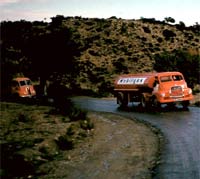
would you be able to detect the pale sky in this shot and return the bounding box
[0,0,199,26]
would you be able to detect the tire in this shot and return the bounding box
[117,92,128,107]
[141,95,147,108]
[12,93,20,101]
[151,96,161,110]
[167,102,176,109]
[182,100,189,109]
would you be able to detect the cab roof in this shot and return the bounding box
[12,77,31,81]
[117,71,182,78]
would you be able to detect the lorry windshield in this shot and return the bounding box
[19,80,32,86]
[160,75,183,83]
[172,75,183,81]
[160,76,172,82]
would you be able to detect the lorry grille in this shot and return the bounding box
[170,86,183,97]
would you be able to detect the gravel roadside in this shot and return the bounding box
[0,102,163,179]
[37,112,163,179]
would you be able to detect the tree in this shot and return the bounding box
[1,17,82,97]
[1,20,34,87]
[154,50,200,87]
[176,21,186,31]
[164,17,175,24]
[24,16,81,95]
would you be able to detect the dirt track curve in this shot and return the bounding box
[73,97,200,179]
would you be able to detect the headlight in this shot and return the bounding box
[160,93,165,97]
[188,88,192,94]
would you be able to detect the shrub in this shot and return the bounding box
[88,49,99,56]
[157,37,163,43]
[85,20,95,26]
[104,38,113,44]
[164,17,175,24]
[1,143,35,178]
[142,26,151,33]
[68,107,87,121]
[140,18,156,23]
[194,101,200,107]
[141,37,147,42]
[17,112,30,122]
[55,135,74,150]
[163,29,176,40]
[121,24,127,34]
[112,58,128,74]
[79,118,94,130]
[98,80,113,97]
[176,21,186,31]
[66,124,76,136]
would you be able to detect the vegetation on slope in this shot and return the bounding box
[1,15,200,96]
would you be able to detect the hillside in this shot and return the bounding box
[61,17,199,91]
[1,16,200,95]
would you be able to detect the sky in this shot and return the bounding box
[0,0,199,26]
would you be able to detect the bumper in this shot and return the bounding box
[158,94,193,104]
[20,94,36,98]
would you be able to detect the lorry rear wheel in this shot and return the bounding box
[141,95,147,108]
[117,92,128,107]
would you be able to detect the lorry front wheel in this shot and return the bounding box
[12,93,20,101]
[151,96,161,110]
[182,100,189,109]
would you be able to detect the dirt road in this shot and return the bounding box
[40,112,161,179]
[73,97,200,179]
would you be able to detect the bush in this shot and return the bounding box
[88,49,99,56]
[55,135,74,150]
[164,17,175,24]
[68,107,87,121]
[79,118,94,130]
[55,119,94,151]
[176,21,186,31]
[142,26,151,33]
[154,50,200,87]
[112,59,128,74]
[163,29,176,40]
[140,18,156,24]
[121,24,127,34]
[157,37,163,43]
[193,84,200,94]
[194,101,200,107]
[18,112,30,122]
[98,80,113,97]
[1,143,35,178]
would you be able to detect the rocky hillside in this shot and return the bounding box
[1,16,199,95]
[61,17,199,91]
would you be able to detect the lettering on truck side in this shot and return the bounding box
[117,78,147,85]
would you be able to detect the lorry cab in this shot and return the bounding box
[11,77,36,98]
[153,72,192,105]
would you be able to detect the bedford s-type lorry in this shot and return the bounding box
[114,72,193,109]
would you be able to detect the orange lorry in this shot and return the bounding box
[114,71,193,109]
[10,77,36,98]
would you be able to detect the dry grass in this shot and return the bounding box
[0,101,162,179]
